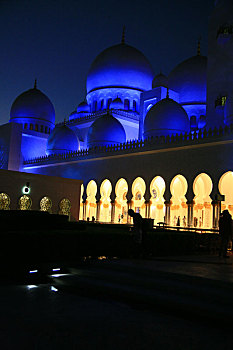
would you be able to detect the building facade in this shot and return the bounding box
[1,0,233,228]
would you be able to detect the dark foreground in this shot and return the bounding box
[1,255,233,349]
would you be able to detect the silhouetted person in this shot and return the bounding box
[219,210,232,258]
[92,216,95,222]
[128,209,146,248]
[199,217,202,227]
[183,216,186,227]
[177,216,180,226]
[194,217,198,227]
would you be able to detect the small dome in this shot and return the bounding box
[169,55,207,104]
[77,101,90,114]
[87,113,126,148]
[86,43,154,94]
[10,86,55,124]
[144,98,190,138]
[110,97,123,109]
[46,124,79,155]
[152,73,168,89]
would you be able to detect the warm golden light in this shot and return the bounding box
[99,179,112,222]
[132,177,146,217]
[86,180,97,220]
[115,178,128,223]
[193,173,213,228]
[150,176,166,224]
[170,175,188,226]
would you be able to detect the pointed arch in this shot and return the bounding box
[115,178,128,223]
[132,177,146,217]
[99,179,112,222]
[193,173,213,228]
[170,175,188,227]
[219,171,233,216]
[86,180,97,220]
[150,176,166,225]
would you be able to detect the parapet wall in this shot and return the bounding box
[24,124,233,167]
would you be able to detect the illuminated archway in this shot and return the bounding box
[19,195,32,210]
[79,184,84,220]
[219,171,233,216]
[170,175,188,226]
[193,173,213,228]
[0,193,10,210]
[132,177,146,218]
[115,178,128,223]
[40,196,52,213]
[99,179,112,222]
[86,180,97,220]
[150,176,166,225]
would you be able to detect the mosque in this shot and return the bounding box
[0,0,233,228]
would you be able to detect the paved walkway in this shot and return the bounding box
[1,254,233,349]
[50,252,233,327]
[128,252,233,283]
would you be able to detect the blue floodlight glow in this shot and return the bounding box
[46,125,80,156]
[9,87,55,125]
[86,43,154,94]
[21,132,48,160]
[87,114,126,148]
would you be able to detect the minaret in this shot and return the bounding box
[206,0,233,127]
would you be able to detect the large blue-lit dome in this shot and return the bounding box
[10,86,55,124]
[169,55,207,104]
[144,97,190,138]
[86,43,154,94]
[46,124,80,155]
[87,113,126,148]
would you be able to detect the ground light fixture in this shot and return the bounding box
[27,285,38,290]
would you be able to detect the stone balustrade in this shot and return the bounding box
[23,124,233,166]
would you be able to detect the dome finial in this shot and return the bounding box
[121,25,126,44]
[166,88,170,99]
[197,37,201,56]
[34,78,37,89]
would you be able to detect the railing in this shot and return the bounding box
[155,222,219,234]
[23,123,233,166]
[56,108,139,127]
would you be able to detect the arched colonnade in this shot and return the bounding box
[79,172,233,229]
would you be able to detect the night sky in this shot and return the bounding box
[0,0,214,125]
